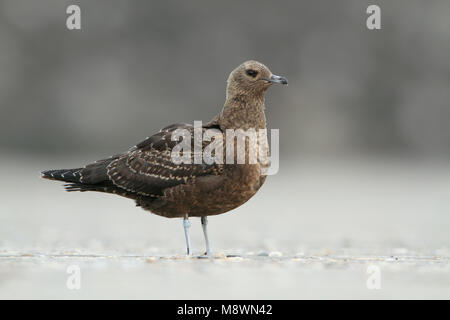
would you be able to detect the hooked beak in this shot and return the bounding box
[268,74,288,85]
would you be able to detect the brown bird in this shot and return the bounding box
[42,61,287,255]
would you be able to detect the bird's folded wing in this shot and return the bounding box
[106,123,224,197]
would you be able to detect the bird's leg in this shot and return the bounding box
[201,216,212,257]
[183,215,192,256]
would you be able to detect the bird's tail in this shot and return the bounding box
[41,165,140,200]
[41,168,83,183]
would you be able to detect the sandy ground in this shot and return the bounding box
[0,154,449,299]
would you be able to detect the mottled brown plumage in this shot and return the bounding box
[42,60,287,254]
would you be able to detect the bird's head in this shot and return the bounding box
[226,60,288,98]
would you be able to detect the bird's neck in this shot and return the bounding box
[219,92,267,130]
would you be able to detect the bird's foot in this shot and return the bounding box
[204,250,213,258]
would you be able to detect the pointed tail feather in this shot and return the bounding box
[63,182,142,200]
[41,168,83,183]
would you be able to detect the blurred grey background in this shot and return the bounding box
[1,0,450,299]
[1,0,450,157]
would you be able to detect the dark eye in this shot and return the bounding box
[246,69,258,78]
